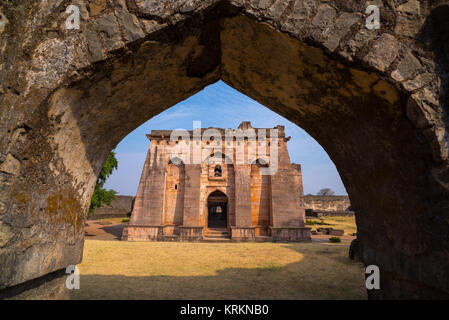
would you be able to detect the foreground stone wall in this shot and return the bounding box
[0,0,448,299]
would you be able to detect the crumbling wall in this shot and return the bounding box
[89,195,135,220]
[304,195,352,213]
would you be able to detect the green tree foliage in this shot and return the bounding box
[317,188,335,196]
[89,151,118,214]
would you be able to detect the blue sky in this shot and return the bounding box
[104,81,347,196]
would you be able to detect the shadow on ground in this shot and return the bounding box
[71,243,366,300]
[99,225,124,239]
[84,221,125,240]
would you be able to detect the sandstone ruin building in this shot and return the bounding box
[123,122,311,242]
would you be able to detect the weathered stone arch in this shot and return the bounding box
[207,189,229,199]
[168,157,185,166]
[0,1,448,299]
[251,158,269,166]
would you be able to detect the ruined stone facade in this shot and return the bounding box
[123,122,310,242]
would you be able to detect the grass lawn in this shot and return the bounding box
[71,240,366,300]
[305,216,357,235]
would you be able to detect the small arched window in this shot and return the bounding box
[174,184,178,190]
[214,165,222,177]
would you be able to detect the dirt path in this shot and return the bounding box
[85,220,125,241]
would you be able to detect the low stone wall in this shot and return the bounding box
[88,195,135,220]
[304,195,352,211]
[304,195,354,217]
[270,227,312,242]
[231,227,256,241]
[306,210,355,217]
[122,225,164,241]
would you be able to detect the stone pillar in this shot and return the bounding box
[232,164,255,240]
[270,164,311,241]
[180,164,203,240]
[125,143,167,241]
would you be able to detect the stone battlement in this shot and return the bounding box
[147,122,287,141]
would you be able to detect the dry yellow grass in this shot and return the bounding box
[90,217,128,224]
[71,240,366,300]
[306,216,357,235]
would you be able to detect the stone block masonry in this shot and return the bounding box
[304,195,354,216]
[88,195,135,220]
[126,122,310,242]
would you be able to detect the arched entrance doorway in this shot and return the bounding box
[207,191,228,229]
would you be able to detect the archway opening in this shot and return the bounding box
[207,190,228,229]
[214,165,223,177]
[2,0,448,300]
[75,81,364,300]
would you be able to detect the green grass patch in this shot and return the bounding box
[307,216,357,235]
[305,219,328,225]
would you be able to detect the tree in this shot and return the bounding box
[317,188,335,196]
[89,151,118,214]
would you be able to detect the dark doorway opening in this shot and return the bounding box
[207,190,228,229]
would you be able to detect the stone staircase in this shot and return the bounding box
[203,228,231,242]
